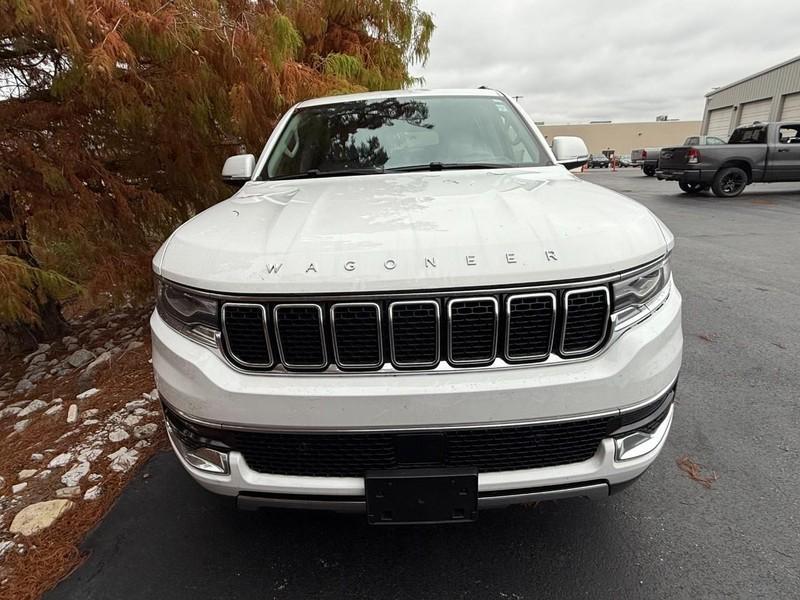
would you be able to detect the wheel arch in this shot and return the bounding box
[717,159,753,183]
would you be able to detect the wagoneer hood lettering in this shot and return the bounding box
[155,168,666,293]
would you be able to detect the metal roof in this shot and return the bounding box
[706,54,800,97]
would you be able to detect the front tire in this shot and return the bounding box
[643,165,656,177]
[711,167,748,198]
[678,181,709,194]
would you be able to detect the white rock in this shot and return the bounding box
[48,452,73,469]
[83,419,100,426]
[125,399,148,412]
[44,404,63,416]
[35,469,51,479]
[14,379,34,395]
[30,452,44,461]
[108,446,128,460]
[126,340,144,351]
[0,475,5,488]
[13,419,30,433]
[109,447,139,472]
[149,388,159,401]
[29,353,46,365]
[9,499,73,536]
[77,448,103,463]
[18,469,37,480]
[108,428,129,442]
[61,461,90,486]
[52,397,63,404]
[134,439,150,449]
[87,473,103,482]
[133,408,148,416]
[17,398,48,417]
[76,388,99,400]
[66,404,78,423]
[56,486,81,499]
[0,540,14,558]
[82,408,100,419]
[123,414,142,427]
[0,406,21,419]
[84,485,102,500]
[133,423,158,439]
[12,482,27,494]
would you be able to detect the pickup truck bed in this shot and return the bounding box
[657,122,800,197]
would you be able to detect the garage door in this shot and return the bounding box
[706,108,733,138]
[780,92,800,120]
[738,98,772,126]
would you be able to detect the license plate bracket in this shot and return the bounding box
[365,468,478,525]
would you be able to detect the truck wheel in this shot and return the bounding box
[711,167,748,198]
[678,181,709,194]
[643,165,656,177]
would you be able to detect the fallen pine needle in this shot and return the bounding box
[676,454,719,489]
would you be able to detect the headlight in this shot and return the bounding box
[612,257,672,328]
[155,278,219,345]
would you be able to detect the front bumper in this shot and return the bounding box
[152,282,682,508]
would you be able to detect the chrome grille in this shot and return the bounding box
[330,303,382,369]
[562,288,610,355]
[388,301,439,367]
[506,293,556,361]
[448,297,498,365]
[274,304,327,369]
[221,284,611,373]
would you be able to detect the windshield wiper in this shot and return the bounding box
[270,167,384,180]
[386,162,517,173]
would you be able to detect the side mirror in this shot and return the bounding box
[222,154,255,187]
[552,136,589,170]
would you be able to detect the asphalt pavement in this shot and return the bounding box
[46,169,800,599]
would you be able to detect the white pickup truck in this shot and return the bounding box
[151,89,682,524]
[633,135,726,176]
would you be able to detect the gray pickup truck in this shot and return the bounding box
[633,136,725,176]
[657,122,800,197]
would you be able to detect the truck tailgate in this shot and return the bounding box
[658,147,690,170]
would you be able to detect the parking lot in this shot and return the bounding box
[46,169,800,600]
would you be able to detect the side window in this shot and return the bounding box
[707,137,725,144]
[778,125,800,144]
[685,137,698,145]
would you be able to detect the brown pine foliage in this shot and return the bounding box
[0,0,434,346]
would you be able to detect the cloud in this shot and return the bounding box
[412,0,800,123]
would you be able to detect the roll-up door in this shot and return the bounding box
[706,108,733,138]
[738,98,772,126]
[780,93,800,121]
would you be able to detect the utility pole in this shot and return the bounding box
[512,95,524,102]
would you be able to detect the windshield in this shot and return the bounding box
[262,95,550,179]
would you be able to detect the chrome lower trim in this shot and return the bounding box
[235,482,610,513]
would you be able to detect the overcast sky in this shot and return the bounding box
[411,1,800,124]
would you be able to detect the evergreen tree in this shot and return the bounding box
[0,0,434,348]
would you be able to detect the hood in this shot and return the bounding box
[155,167,668,293]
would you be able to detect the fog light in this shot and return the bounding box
[614,405,673,461]
[166,421,230,474]
[184,446,230,474]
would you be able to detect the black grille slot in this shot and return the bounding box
[389,301,439,367]
[222,304,271,366]
[275,304,326,368]
[449,298,497,364]
[229,416,615,477]
[562,288,610,354]
[506,293,555,360]
[331,303,382,368]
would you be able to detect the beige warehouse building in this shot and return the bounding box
[537,121,701,156]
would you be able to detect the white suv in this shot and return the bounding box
[151,89,682,524]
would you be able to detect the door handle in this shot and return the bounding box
[777,148,790,153]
